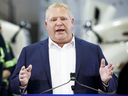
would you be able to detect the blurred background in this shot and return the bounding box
[0,0,128,95]
[0,0,128,42]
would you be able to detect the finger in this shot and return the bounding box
[108,62,112,69]
[19,74,27,78]
[111,65,114,70]
[109,65,114,72]
[19,74,28,79]
[100,58,105,68]
[21,66,25,71]
[108,75,112,79]
[19,74,25,79]
[108,63,114,70]
[27,64,32,72]
[20,78,25,82]
[20,78,26,83]
[108,70,113,76]
[19,66,26,75]
[19,70,25,75]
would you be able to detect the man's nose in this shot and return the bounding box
[56,19,62,26]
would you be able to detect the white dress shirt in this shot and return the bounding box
[49,37,76,94]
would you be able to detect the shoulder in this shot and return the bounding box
[75,37,99,48]
[23,38,48,50]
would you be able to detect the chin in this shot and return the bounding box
[55,36,65,40]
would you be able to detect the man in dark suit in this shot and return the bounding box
[9,2,118,94]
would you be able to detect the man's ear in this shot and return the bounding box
[71,18,74,27]
[45,21,47,26]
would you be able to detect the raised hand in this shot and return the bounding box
[99,59,114,85]
[19,65,32,87]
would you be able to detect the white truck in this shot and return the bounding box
[82,0,128,76]
[0,19,31,59]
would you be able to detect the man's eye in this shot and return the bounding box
[52,19,56,21]
[62,18,66,20]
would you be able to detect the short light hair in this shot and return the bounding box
[45,2,74,21]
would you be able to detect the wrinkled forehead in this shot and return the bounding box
[48,7,69,18]
[49,7,68,14]
[46,6,72,20]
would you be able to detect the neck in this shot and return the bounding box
[58,44,65,48]
[59,39,73,48]
[56,36,73,48]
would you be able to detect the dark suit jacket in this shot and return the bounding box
[9,37,118,94]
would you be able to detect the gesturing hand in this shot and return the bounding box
[99,59,114,85]
[19,65,32,87]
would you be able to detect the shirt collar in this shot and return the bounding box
[49,36,75,49]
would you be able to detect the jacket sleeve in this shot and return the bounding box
[9,47,26,94]
[97,45,118,92]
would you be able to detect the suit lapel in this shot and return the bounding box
[75,37,83,78]
[39,38,52,87]
[39,37,84,87]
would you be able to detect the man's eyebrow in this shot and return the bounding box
[51,16,57,18]
[51,16,67,19]
[49,17,56,20]
[61,16,67,18]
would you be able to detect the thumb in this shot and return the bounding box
[100,58,105,68]
[27,64,32,72]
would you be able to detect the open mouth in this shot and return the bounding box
[56,29,65,32]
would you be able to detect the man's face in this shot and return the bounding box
[45,7,74,44]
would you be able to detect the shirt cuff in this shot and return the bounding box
[102,82,109,87]
[102,82,109,91]
[20,85,27,94]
